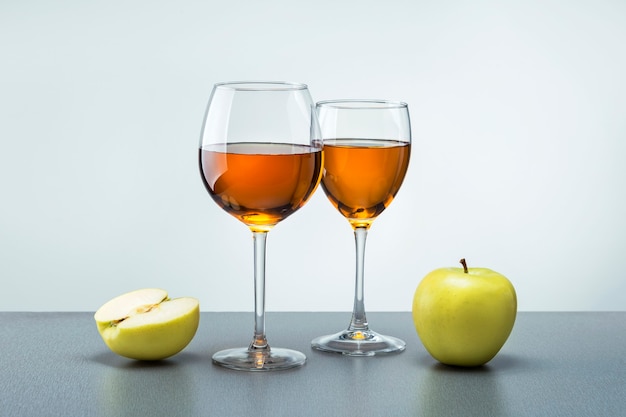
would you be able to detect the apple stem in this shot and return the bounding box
[460,258,468,273]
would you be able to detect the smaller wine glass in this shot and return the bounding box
[311,99,411,356]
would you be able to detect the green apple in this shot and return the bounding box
[94,288,200,361]
[412,259,517,367]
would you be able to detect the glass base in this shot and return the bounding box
[311,329,406,356]
[212,347,306,371]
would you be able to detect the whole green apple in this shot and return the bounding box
[412,259,517,367]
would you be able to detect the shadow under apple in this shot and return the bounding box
[416,358,512,417]
[96,354,200,417]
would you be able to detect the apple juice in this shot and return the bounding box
[199,142,323,232]
[321,139,410,228]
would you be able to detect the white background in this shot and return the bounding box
[1,0,625,312]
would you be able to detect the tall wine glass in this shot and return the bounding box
[311,100,411,356]
[199,81,323,371]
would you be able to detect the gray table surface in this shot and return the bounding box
[1,312,625,417]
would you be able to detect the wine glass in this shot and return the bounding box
[311,100,411,356]
[199,81,323,371]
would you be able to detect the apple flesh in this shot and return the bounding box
[95,288,200,360]
[412,259,517,367]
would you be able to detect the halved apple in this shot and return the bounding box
[94,288,200,360]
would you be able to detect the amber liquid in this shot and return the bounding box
[321,139,410,228]
[199,142,323,232]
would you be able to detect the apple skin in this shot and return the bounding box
[412,263,517,367]
[95,289,200,361]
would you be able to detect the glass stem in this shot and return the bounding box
[250,231,269,351]
[348,226,370,333]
